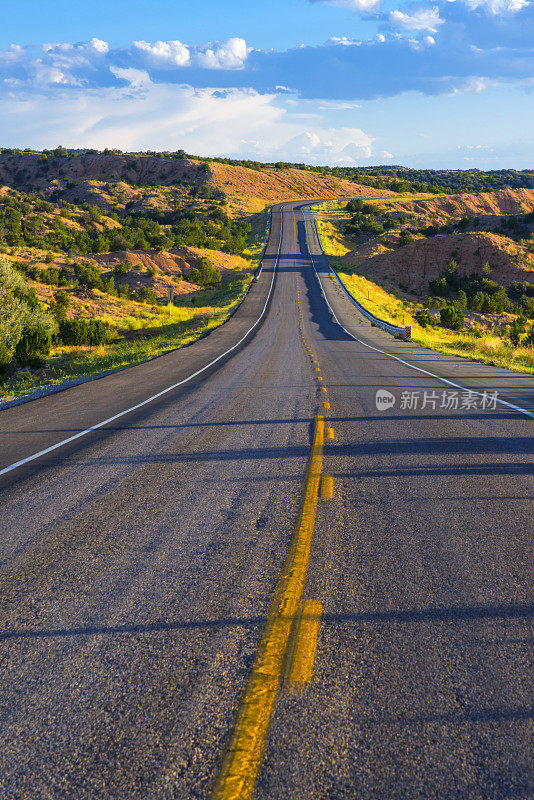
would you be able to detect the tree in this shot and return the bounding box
[508,320,523,347]
[440,305,464,331]
[456,290,468,309]
[50,289,70,322]
[189,256,221,287]
[0,258,55,367]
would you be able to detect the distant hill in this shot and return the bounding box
[0,151,392,216]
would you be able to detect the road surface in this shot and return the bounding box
[0,201,532,800]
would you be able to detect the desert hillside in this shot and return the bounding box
[207,162,392,214]
[341,231,534,293]
[0,151,392,216]
[377,188,534,225]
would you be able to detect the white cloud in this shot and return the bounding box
[133,39,190,66]
[461,0,527,11]
[195,38,250,69]
[0,45,25,64]
[449,75,492,93]
[90,38,109,55]
[0,76,375,165]
[318,100,361,108]
[389,6,444,31]
[31,62,79,86]
[281,127,374,162]
[110,67,152,89]
[133,37,250,70]
[325,36,359,45]
[311,0,382,11]
[42,38,109,62]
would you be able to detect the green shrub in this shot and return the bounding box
[134,286,159,304]
[398,230,414,247]
[440,305,464,331]
[114,262,130,277]
[50,289,70,322]
[0,258,56,367]
[189,256,221,287]
[58,317,110,346]
[415,308,435,328]
[14,323,52,367]
[508,319,526,347]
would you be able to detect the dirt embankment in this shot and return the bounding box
[341,231,534,294]
[380,188,534,225]
[208,163,394,214]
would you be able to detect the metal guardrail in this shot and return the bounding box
[310,216,411,341]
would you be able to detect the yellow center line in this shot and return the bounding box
[320,474,334,500]
[212,416,325,800]
[285,599,323,689]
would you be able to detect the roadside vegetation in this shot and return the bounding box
[0,255,254,402]
[316,215,534,375]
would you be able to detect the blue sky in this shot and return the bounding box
[1,0,533,167]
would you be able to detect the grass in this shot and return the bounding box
[0,275,253,402]
[317,217,534,375]
[311,200,348,214]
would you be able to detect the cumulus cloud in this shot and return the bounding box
[1,6,533,103]
[42,38,110,64]
[0,44,25,64]
[282,127,374,162]
[133,40,190,66]
[195,38,250,69]
[132,37,249,70]
[325,36,360,45]
[388,6,444,31]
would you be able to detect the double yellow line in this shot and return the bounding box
[212,415,325,800]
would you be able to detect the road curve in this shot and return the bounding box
[0,201,532,800]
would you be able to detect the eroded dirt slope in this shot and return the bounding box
[341,231,534,293]
[379,188,534,225]
[208,163,393,213]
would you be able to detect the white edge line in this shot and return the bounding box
[311,216,403,337]
[0,211,283,478]
[302,210,534,421]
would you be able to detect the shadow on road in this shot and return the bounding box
[1,602,531,642]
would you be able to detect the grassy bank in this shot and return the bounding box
[317,218,534,375]
[0,274,252,403]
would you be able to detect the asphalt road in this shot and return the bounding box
[0,201,532,800]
